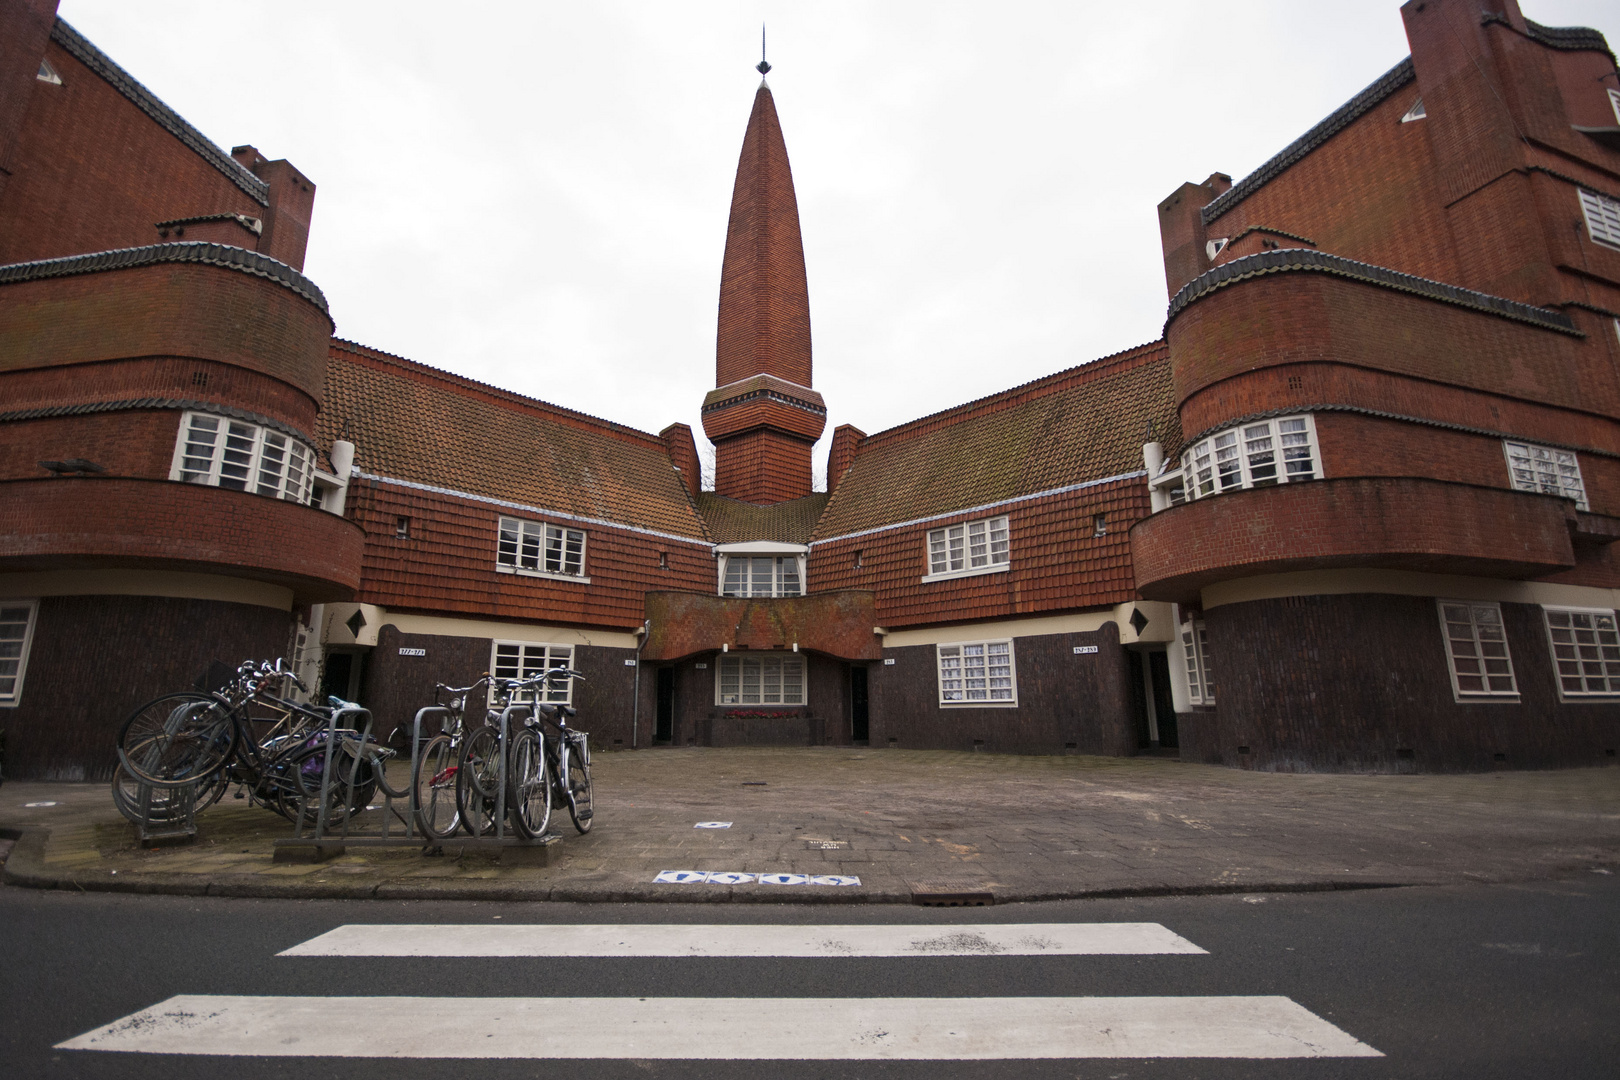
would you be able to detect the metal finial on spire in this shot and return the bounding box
[756,24,771,75]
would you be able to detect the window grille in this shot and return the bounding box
[720,556,801,597]
[490,641,575,705]
[172,412,314,504]
[1543,608,1620,697]
[936,640,1017,705]
[716,655,805,705]
[1503,441,1588,510]
[0,600,39,705]
[497,517,588,578]
[925,516,1010,580]
[1438,601,1517,698]
[1581,189,1620,250]
[1181,416,1320,500]
[1180,619,1214,706]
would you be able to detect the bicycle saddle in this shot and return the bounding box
[535,703,560,721]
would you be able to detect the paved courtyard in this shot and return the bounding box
[3,747,1618,902]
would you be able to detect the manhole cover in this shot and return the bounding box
[909,880,995,906]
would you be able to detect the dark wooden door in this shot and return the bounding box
[654,667,675,743]
[850,666,869,743]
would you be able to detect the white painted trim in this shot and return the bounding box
[1538,605,1620,702]
[714,653,807,706]
[920,562,1010,585]
[713,541,808,554]
[1436,599,1520,703]
[1199,569,1620,612]
[334,606,639,650]
[496,565,593,586]
[0,570,293,610]
[811,470,1147,548]
[936,638,1018,707]
[356,471,711,547]
[881,611,1114,648]
[0,598,39,708]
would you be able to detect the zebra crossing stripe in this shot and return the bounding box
[58,995,1382,1059]
[278,922,1209,957]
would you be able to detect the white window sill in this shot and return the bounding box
[718,593,804,600]
[921,562,1010,585]
[1557,693,1620,703]
[715,703,806,709]
[938,699,1019,709]
[496,564,591,585]
[1453,693,1520,704]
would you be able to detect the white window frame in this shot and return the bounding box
[1542,606,1620,700]
[715,654,806,706]
[1438,600,1518,701]
[1400,96,1426,123]
[1580,188,1620,251]
[1181,415,1322,500]
[169,411,315,504]
[936,639,1018,707]
[1180,619,1214,706]
[0,599,40,708]
[717,551,804,598]
[1503,440,1588,510]
[488,641,576,707]
[922,515,1011,583]
[496,516,590,583]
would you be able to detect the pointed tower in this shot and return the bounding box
[701,71,826,504]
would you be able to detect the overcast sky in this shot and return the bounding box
[57,0,1615,486]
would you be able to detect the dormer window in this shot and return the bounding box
[716,543,806,598]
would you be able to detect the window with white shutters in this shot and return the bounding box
[1580,189,1620,250]
[716,655,805,705]
[924,516,1010,582]
[1543,608,1620,698]
[489,641,576,706]
[720,556,802,597]
[1180,619,1214,706]
[497,517,589,581]
[1438,601,1517,699]
[1181,415,1321,500]
[936,640,1017,706]
[1503,441,1588,510]
[171,412,315,504]
[0,600,38,706]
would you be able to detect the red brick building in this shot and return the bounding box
[1,0,1616,778]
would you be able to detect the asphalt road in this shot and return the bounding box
[3,875,1616,1079]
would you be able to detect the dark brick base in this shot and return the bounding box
[868,622,1136,755]
[1203,593,1620,772]
[3,594,293,781]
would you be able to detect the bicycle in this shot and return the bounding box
[411,676,491,840]
[455,666,589,839]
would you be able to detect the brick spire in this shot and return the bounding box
[703,77,826,504]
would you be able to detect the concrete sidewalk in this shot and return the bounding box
[3,748,1618,903]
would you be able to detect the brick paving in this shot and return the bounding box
[3,747,1618,902]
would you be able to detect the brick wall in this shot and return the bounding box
[711,428,814,504]
[1202,592,1620,772]
[3,593,292,780]
[344,479,712,631]
[0,264,331,411]
[0,38,269,265]
[868,622,1135,755]
[0,476,364,602]
[812,477,1148,629]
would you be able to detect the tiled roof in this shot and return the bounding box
[811,342,1178,542]
[1503,16,1616,66]
[51,19,271,207]
[1201,58,1415,226]
[1165,248,1580,335]
[695,492,829,544]
[319,342,708,540]
[0,241,328,315]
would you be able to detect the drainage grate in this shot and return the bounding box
[909,880,994,907]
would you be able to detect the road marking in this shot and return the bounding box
[653,870,859,885]
[279,922,1208,957]
[59,995,1381,1059]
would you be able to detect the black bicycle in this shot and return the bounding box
[455,667,591,838]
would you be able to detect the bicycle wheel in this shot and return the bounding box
[111,762,226,826]
[278,741,366,829]
[413,733,461,840]
[506,728,551,839]
[455,726,501,837]
[564,734,593,834]
[117,692,237,787]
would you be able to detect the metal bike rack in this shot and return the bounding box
[129,778,199,846]
[272,699,559,862]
